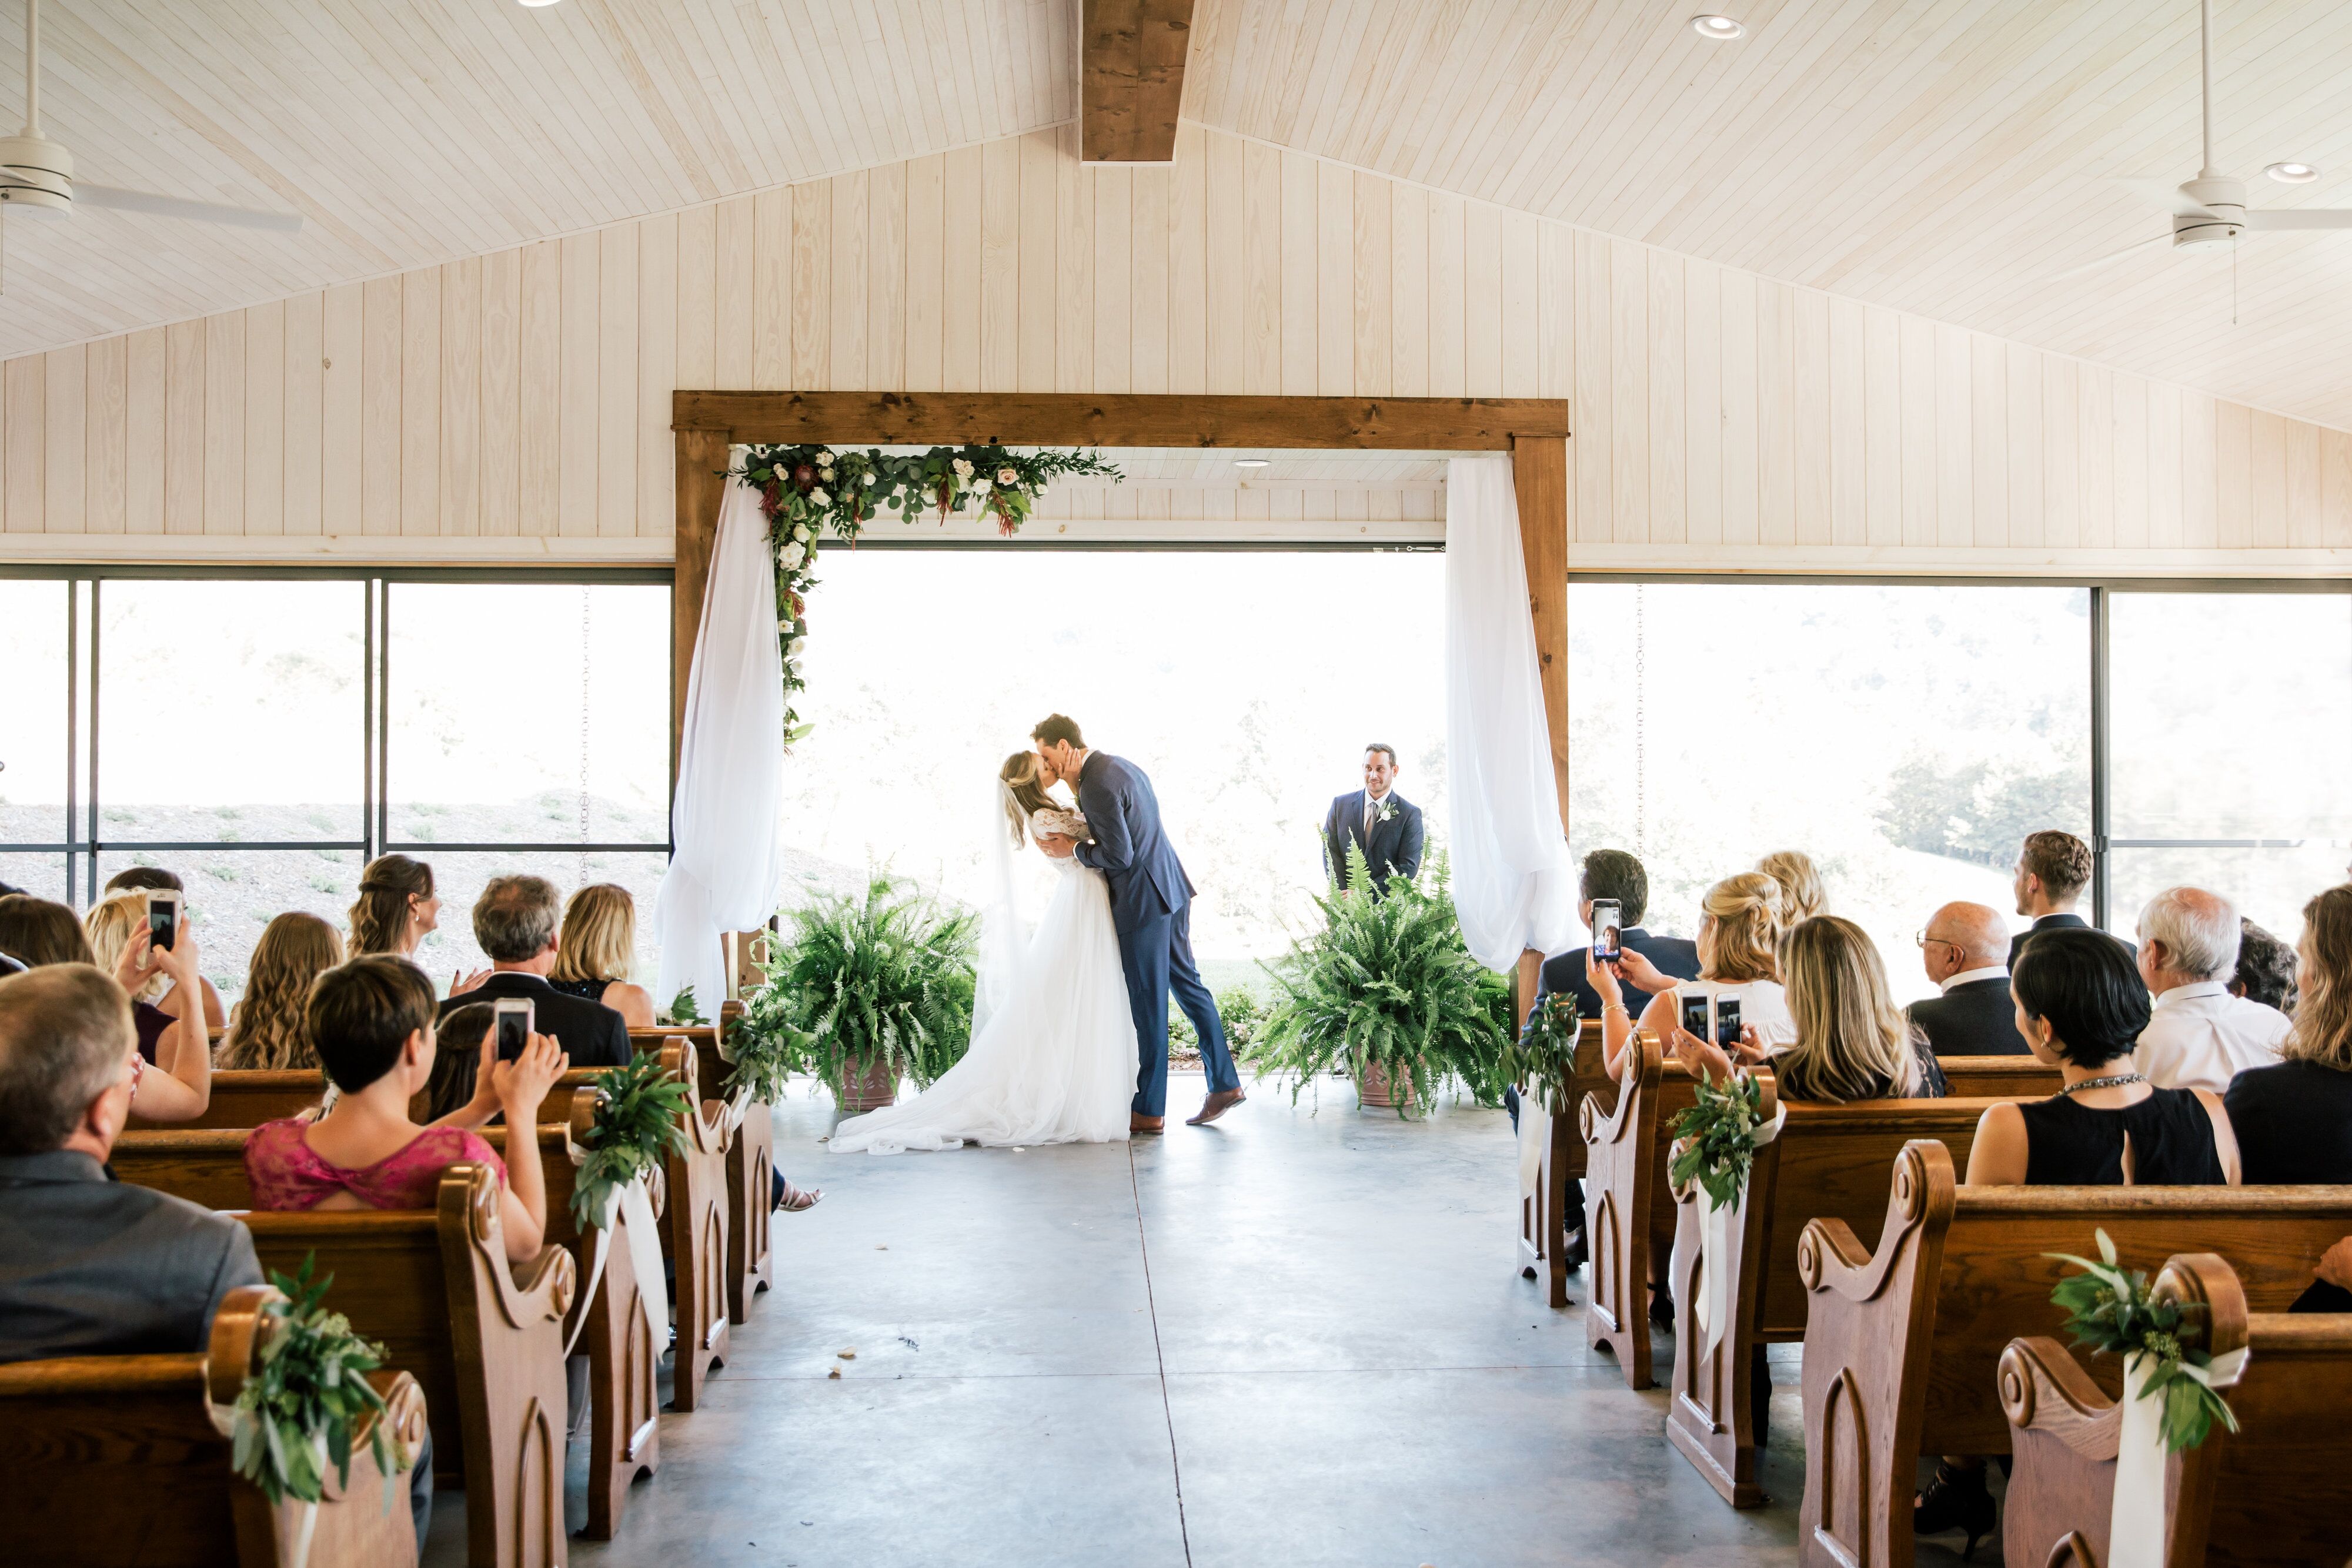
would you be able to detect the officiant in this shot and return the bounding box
[1321,744,1426,892]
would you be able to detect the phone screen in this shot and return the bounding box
[146,893,179,952]
[495,1001,532,1057]
[1590,900,1622,963]
[1678,992,1710,1039]
[1714,995,1743,1048]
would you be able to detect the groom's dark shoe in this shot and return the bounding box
[1130,1114,1165,1134]
[1186,1089,1247,1126]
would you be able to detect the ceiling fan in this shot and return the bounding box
[2054,0,2352,281]
[0,0,302,287]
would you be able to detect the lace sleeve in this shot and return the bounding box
[1031,807,1091,842]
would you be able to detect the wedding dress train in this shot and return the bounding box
[827,838,1137,1155]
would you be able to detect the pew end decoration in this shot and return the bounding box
[1503,991,1582,1115]
[1668,1071,1769,1213]
[224,1255,409,1512]
[2045,1228,2243,1454]
[758,873,979,1112]
[730,443,1123,741]
[1245,845,1511,1115]
[660,985,706,1027]
[569,1055,693,1231]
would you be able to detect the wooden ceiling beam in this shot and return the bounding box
[1082,0,1196,165]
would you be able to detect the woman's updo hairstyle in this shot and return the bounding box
[1699,872,1786,984]
[348,855,433,957]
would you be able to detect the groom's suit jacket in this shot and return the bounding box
[1321,790,1425,891]
[1073,752,1195,935]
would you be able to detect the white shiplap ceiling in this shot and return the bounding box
[4,1,2351,427]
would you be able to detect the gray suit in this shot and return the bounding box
[0,1149,262,1362]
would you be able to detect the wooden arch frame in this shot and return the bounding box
[670,389,1573,997]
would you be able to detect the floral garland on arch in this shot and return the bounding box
[727,443,1124,741]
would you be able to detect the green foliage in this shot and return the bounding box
[1242,845,1510,1115]
[570,1055,693,1230]
[660,984,705,1027]
[1876,751,2089,870]
[1164,988,1265,1055]
[723,963,807,1105]
[1502,991,1582,1115]
[2046,1229,2241,1454]
[1668,1073,1767,1212]
[762,874,979,1102]
[229,1255,406,1508]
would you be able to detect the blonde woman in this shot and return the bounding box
[84,891,213,1081]
[217,914,346,1070]
[1686,917,1947,1103]
[85,893,169,1006]
[550,884,656,1028]
[1757,850,1826,924]
[1599,871,1795,1082]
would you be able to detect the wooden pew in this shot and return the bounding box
[1516,1019,1605,1305]
[1795,1142,2352,1568]
[105,1151,576,1568]
[130,1068,326,1131]
[681,1019,775,1324]
[1937,1055,2060,1099]
[1666,1095,2018,1506]
[0,1283,427,1568]
[2000,1251,2352,1568]
[1580,1030,1663,1386]
[666,1047,736,1413]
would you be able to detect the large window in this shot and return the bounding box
[1569,581,2092,1002]
[0,571,671,995]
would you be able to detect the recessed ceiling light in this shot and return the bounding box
[2266,161,2320,183]
[1234,459,1269,469]
[1690,14,1745,39]
[517,0,562,8]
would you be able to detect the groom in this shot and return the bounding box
[1030,714,1245,1132]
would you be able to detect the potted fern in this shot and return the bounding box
[1244,846,1511,1116]
[762,872,978,1112]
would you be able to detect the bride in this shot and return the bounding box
[827,750,1139,1154]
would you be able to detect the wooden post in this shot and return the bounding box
[671,423,732,779]
[1511,433,1572,1015]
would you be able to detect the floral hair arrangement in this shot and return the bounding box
[727,443,1122,741]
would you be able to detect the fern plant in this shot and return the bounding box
[1242,845,1510,1115]
[765,873,979,1101]
[570,1054,693,1229]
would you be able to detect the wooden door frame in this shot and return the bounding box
[670,389,1573,997]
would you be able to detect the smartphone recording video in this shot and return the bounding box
[1590,900,1623,964]
[1678,992,1710,1041]
[145,891,180,953]
[1713,994,1743,1048]
[494,998,533,1058]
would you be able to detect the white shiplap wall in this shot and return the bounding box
[3,123,2347,570]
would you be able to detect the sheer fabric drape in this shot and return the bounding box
[1444,455,1576,972]
[654,470,789,1012]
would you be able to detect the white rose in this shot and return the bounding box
[1036,485,1049,501]
[951,457,974,480]
[779,542,806,569]
[818,450,836,464]
[810,489,830,506]
[793,524,810,543]
[998,467,1019,486]
[777,618,792,634]
[862,473,876,487]
[776,544,791,566]
[787,637,807,659]
[818,467,834,483]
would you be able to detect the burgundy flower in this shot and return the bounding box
[791,463,817,489]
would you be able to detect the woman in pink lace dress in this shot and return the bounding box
[245,955,568,1263]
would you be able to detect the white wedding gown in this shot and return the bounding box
[828,808,1138,1154]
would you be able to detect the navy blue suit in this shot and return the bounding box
[1538,927,1700,1021]
[1321,790,1426,891]
[1073,751,1240,1118]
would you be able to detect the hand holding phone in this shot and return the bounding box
[1589,900,1623,964]
[1676,991,1712,1057]
[493,998,534,1059]
[1713,994,1743,1049]
[145,890,181,953]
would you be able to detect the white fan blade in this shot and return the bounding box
[2046,233,2170,282]
[2244,209,2352,230]
[77,183,303,232]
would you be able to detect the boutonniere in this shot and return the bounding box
[1375,800,1398,824]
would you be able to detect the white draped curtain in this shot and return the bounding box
[1443,455,1576,972]
[654,469,789,1014]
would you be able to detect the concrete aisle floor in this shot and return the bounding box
[424,1071,2003,1567]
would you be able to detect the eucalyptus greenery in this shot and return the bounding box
[723,958,808,1105]
[660,984,705,1027]
[1501,991,1583,1115]
[2047,1228,2241,1453]
[1668,1072,1768,1212]
[569,1055,693,1230]
[229,1255,406,1509]
[1242,845,1510,1115]
[764,873,979,1102]
[729,442,1124,742]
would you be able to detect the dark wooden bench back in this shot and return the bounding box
[129,1069,326,1132]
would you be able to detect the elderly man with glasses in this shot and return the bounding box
[1906,901,2033,1057]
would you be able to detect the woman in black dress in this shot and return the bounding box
[549,883,656,1028]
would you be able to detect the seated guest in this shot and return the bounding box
[549,884,657,1028]
[442,877,633,1068]
[1539,850,1700,1021]
[0,964,261,1360]
[0,897,211,1122]
[422,1002,493,1124]
[246,955,566,1265]
[1965,927,2238,1188]
[1320,743,1426,891]
[346,854,491,997]
[102,867,228,1031]
[1607,871,1794,1081]
[216,914,346,1071]
[79,894,191,1068]
[2231,916,2299,1014]
[2008,829,2135,967]
[1907,901,2031,1057]
[1756,850,1826,923]
[1679,915,1948,1102]
[2132,886,2290,1093]
[2226,885,2352,1189]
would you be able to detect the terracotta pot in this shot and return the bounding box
[836,1052,898,1113]
[1354,1058,1416,1111]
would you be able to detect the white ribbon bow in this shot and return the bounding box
[1692,1101,1785,1355]
[2107,1345,2249,1567]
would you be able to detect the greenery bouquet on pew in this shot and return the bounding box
[1668,1073,1769,1212]
[1244,845,1511,1115]
[755,872,979,1104]
[2047,1228,2241,1453]
[1501,991,1582,1116]
[229,1255,407,1509]
[570,1054,693,1230]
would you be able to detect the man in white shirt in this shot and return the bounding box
[2131,885,2290,1093]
